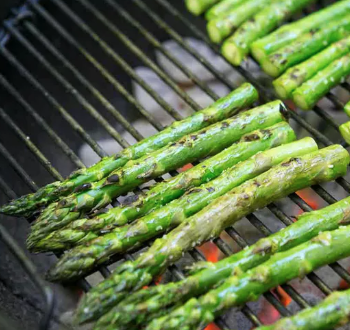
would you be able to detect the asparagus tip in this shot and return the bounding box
[207,20,223,44]
[340,122,350,145]
[261,60,280,78]
[222,41,243,65]
[250,44,267,63]
[184,0,203,16]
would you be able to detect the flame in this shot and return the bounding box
[296,189,320,213]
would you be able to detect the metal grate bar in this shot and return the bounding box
[105,0,220,101]
[0,47,107,158]
[73,0,203,111]
[0,74,84,169]
[0,107,63,181]
[4,21,130,149]
[28,1,176,126]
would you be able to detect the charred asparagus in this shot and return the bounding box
[0,83,257,217]
[95,194,350,329]
[30,101,285,243]
[29,122,296,252]
[72,145,348,324]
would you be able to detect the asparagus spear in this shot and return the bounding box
[185,0,219,15]
[345,100,350,117]
[46,128,307,282]
[251,0,350,62]
[0,83,258,218]
[30,100,285,243]
[222,0,315,65]
[207,0,271,44]
[72,145,348,324]
[256,289,350,330]
[293,54,350,110]
[340,121,350,145]
[149,225,350,330]
[95,194,350,329]
[205,0,248,20]
[29,122,296,252]
[274,36,350,99]
[261,15,350,77]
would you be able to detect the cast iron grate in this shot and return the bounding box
[0,0,350,329]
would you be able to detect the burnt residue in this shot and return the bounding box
[107,174,120,183]
[92,208,109,216]
[190,135,198,141]
[186,188,202,194]
[206,187,215,193]
[279,102,290,120]
[221,121,229,129]
[74,183,92,193]
[243,133,260,142]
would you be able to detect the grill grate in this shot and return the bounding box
[1,1,350,329]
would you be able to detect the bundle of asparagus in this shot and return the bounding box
[256,288,350,330]
[28,100,284,245]
[207,0,271,43]
[251,0,350,62]
[71,145,348,324]
[148,225,350,330]
[0,83,257,218]
[29,122,295,252]
[94,194,350,330]
[222,0,315,65]
[260,14,350,77]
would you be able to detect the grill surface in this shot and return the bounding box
[1,1,350,329]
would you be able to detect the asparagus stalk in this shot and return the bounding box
[72,145,348,324]
[222,0,315,65]
[94,194,350,329]
[261,15,350,78]
[46,127,306,282]
[29,122,295,252]
[207,0,271,44]
[292,54,350,110]
[345,100,350,117]
[205,0,248,20]
[274,36,350,99]
[0,83,257,218]
[340,121,350,145]
[251,0,350,62]
[30,100,285,243]
[149,225,350,330]
[256,289,350,330]
[185,0,219,15]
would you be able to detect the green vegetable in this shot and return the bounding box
[46,125,308,285]
[293,54,350,110]
[149,224,350,330]
[340,121,350,145]
[72,145,348,324]
[261,15,350,77]
[0,84,257,218]
[256,288,350,330]
[29,122,295,252]
[274,36,350,99]
[345,100,350,117]
[222,0,315,65]
[185,0,219,15]
[251,0,350,62]
[205,0,248,20]
[29,100,283,244]
[207,0,271,43]
[95,192,350,330]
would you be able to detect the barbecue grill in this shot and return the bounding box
[1,0,350,329]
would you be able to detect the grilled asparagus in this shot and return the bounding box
[185,0,219,15]
[222,0,315,65]
[30,101,285,243]
[95,194,350,329]
[256,289,350,330]
[345,100,350,117]
[46,128,310,285]
[29,122,296,252]
[207,0,271,43]
[0,83,257,218]
[340,121,350,145]
[293,54,350,110]
[149,225,350,330]
[274,36,350,99]
[205,0,248,20]
[72,145,348,324]
[261,15,350,77]
[251,0,350,62]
